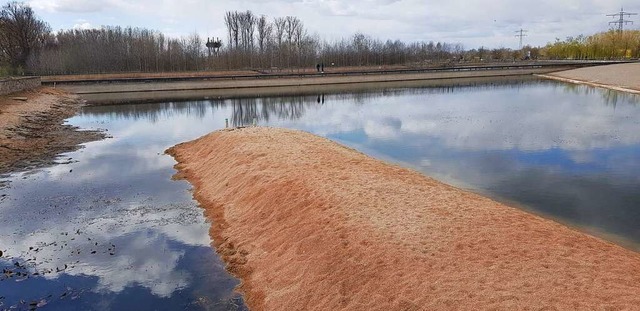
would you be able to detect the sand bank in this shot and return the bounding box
[0,88,104,176]
[539,62,640,94]
[167,127,640,310]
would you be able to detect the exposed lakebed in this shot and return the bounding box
[1,78,639,309]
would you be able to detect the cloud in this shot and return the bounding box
[73,20,95,30]
[28,0,112,13]
[25,0,640,48]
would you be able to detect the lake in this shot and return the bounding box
[1,77,639,310]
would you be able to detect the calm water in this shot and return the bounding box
[1,78,640,310]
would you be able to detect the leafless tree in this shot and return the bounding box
[0,1,50,73]
[256,15,271,54]
[224,11,239,49]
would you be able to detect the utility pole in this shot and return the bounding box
[515,29,528,49]
[607,7,637,32]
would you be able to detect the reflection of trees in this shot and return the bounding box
[600,90,639,108]
[80,101,216,123]
[80,76,636,124]
[555,82,640,108]
[229,96,313,127]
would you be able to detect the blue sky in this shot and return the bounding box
[8,0,640,49]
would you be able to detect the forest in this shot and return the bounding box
[1,1,638,76]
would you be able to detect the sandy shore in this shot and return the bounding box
[539,62,640,94]
[167,127,640,310]
[0,88,104,177]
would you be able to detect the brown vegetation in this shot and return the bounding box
[167,127,640,311]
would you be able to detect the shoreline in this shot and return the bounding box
[0,88,105,178]
[62,67,562,105]
[536,74,640,94]
[167,127,640,310]
[537,62,640,94]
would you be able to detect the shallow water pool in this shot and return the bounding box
[1,78,639,309]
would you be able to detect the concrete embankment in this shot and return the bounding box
[61,67,562,105]
[0,77,41,96]
[167,127,640,311]
[538,62,640,94]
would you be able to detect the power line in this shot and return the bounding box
[607,7,637,31]
[515,29,528,49]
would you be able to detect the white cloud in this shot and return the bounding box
[73,21,95,30]
[24,0,640,48]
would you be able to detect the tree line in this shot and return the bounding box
[544,30,640,59]
[31,27,205,74]
[3,1,638,76]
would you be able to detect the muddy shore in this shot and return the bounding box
[0,88,105,177]
[167,127,640,310]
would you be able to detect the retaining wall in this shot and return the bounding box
[0,77,41,96]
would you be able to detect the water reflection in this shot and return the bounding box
[559,81,640,108]
[79,79,640,249]
[81,77,563,126]
[2,78,640,309]
[0,128,245,308]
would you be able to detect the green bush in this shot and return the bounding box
[0,65,25,77]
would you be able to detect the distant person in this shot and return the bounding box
[316,63,320,72]
[321,63,324,72]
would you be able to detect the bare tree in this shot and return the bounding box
[0,1,50,73]
[256,15,271,53]
[224,11,239,49]
[273,17,286,67]
[238,10,255,52]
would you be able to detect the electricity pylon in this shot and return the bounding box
[607,7,637,32]
[515,29,528,49]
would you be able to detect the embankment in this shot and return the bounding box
[167,127,640,311]
[538,62,640,94]
[0,77,41,96]
[62,66,562,105]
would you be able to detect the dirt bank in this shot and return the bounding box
[0,88,105,177]
[167,127,640,310]
[539,62,640,94]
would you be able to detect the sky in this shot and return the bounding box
[7,0,640,49]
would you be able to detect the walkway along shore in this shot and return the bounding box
[167,127,640,311]
[538,62,640,94]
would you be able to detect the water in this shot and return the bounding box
[1,78,640,309]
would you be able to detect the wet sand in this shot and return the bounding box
[539,62,640,94]
[167,127,640,310]
[0,88,104,176]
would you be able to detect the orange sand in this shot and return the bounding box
[167,127,640,310]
